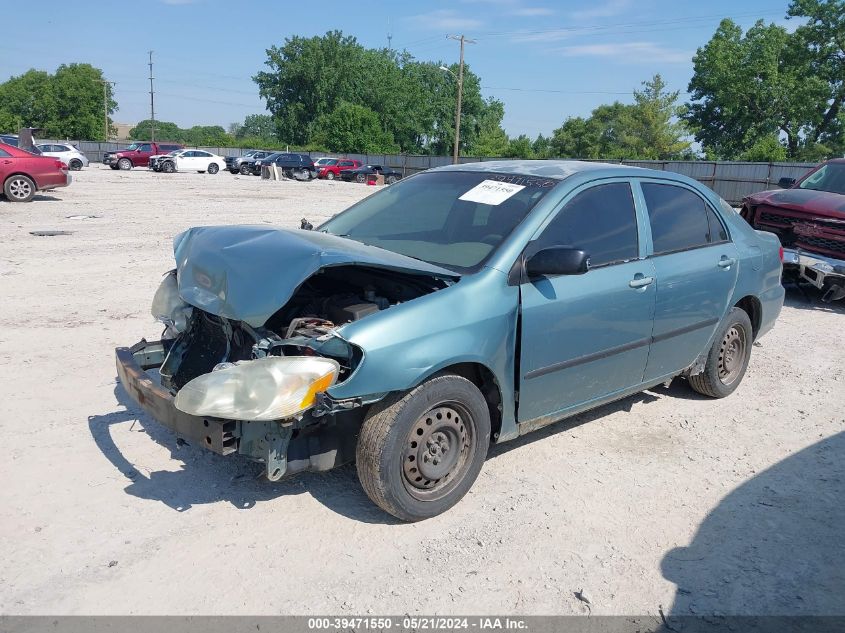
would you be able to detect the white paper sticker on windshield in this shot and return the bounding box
[459,180,525,205]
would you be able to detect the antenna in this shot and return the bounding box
[387,17,393,51]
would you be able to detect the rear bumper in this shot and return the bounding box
[782,248,845,300]
[38,172,71,191]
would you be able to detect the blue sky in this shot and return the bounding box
[0,0,797,138]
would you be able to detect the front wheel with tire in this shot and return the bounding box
[688,307,753,398]
[356,373,491,521]
[4,174,36,202]
[161,161,175,173]
[325,171,335,180]
[69,159,83,171]
[355,173,367,183]
[386,174,398,184]
[239,164,251,175]
[207,163,219,174]
[117,158,132,170]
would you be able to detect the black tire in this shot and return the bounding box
[229,168,239,174]
[325,171,335,180]
[208,163,219,174]
[356,373,491,521]
[117,158,132,170]
[355,173,367,183]
[688,307,753,398]
[109,164,119,170]
[69,159,83,171]
[386,174,398,184]
[162,161,175,174]
[4,174,36,202]
[239,164,251,175]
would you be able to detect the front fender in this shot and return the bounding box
[328,267,521,441]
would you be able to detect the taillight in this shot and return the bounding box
[779,246,784,262]
[56,160,67,170]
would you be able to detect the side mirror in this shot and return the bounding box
[525,247,590,278]
[777,177,796,189]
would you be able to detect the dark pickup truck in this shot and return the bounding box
[105,142,184,170]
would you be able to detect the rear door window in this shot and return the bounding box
[642,183,711,255]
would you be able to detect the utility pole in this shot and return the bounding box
[447,34,475,164]
[98,79,115,141]
[387,17,393,51]
[148,50,156,142]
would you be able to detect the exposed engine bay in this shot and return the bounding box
[159,265,448,394]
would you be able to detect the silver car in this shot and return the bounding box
[36,143,89,171]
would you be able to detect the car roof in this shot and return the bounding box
[432,159,646,179]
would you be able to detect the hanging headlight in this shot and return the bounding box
[173,356,340,421]
[151,270,192,333]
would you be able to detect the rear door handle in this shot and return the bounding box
[629,275,654,289]
[717,256,737,269]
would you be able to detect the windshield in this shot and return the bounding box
[320,171,559,271]
[125,143,140,151]
[167,151,181,156]
[798,163,845,195]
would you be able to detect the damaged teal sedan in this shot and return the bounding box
[116,160,784,521]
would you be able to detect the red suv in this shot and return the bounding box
[316,157,362,180]
[0,142,70,202]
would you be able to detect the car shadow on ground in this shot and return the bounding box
[660,431,845,629]
[783,284,845,315]
[92,374,713,523]
[88,381,401,524]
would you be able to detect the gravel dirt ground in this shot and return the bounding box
[1,165,843,618]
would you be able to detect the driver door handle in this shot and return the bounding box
[717,256,737,269]
[629,275,654,289]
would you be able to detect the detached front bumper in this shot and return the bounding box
[782,248,845,301]
[115,340,238,455]
[114,339,359,480]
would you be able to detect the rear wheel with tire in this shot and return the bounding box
[117,158,132,170]
[355,173,367,183]
[69,159,83,171]
[4,174,36,202]
[206,163,219,174]
[356,373,491,521]
[161,161,175,174]
[688,307,753,398]
[386,174,398,184]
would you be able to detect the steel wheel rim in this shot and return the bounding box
[402,403,475,501]
[718,325,746,386]
[8,178,32,199]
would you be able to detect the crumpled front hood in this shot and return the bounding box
[173,226,460,327]
[746,188,845,218]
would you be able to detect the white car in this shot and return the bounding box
[154,149,227,174]
[36,143,89,171]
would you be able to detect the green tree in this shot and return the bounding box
[0,65,116,140]
[507,134,534,159]
[737,135,788,161]
[532,133,553,158]
[128,120,183,142]
[253,31,504,154]
[311,101,397,153]
[236,114,276,140]
[622,74,691,159]
[685,4,845,160]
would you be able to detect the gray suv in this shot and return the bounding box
[225,150,273,175]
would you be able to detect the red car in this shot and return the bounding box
[0,142,71,203]
[105,141,184,170]
[740,158,845,302]
[316,157,362,180]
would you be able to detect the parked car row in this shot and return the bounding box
[222,150,403,184]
